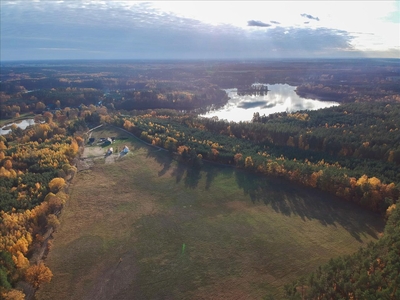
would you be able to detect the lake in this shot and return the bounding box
[201,84,339,122]
[0,119,36,135]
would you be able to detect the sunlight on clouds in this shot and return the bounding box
[1,0,398,60]
[150,0,399,52]
[151,1,310,28]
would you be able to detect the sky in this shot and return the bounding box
[1,0,399,61]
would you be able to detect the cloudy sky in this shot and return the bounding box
[1,0,399,61]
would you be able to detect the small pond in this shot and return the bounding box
[0,119,36,135]
[201,84,339,122]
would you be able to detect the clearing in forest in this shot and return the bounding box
[36,126,384,300]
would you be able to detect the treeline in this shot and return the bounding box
[285,203,400,299]
[115,84,228,111]
[0,114,83,298]
[114,106,399,214]
[295,82,400,103]
[0,87,104,119]
[1,84,228,119]
[249,102,400,164]
[3,59,399,119]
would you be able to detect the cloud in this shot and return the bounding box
[245,26,356,58]
[300,13,320,21]
[247,20,271,27]
[1,0,395,60]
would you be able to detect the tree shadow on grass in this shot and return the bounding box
[145,149,200,188]
[184,168,202,189]
[144,148,205,189]
[205,167,219,190]
[141,146,173,177]
[181,160,234,190]
[235,169,385,242]
[113,123,228,190]
[157,157,172,177]
[137,140,383,242]
[172,164,186,184]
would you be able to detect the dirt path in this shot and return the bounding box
[77,145,125,170]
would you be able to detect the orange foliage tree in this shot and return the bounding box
[4,159,12,170]
[2,289,26,300]
[0,141,7,150]
[234,153,243,165]
[25,263,53,290]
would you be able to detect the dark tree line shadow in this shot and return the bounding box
[234,169,384,242]
[129,132,384,243]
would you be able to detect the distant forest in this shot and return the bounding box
[2,59,400,118]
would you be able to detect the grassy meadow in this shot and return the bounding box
[36,126,384,299]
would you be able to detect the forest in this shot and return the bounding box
[0,59,399,299]
[2,59,400,119]
[285,202,400,299]
[0,112,82,298]
[114,101,400,214]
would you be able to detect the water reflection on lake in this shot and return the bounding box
[201,84,339,122]
[0,119,36,135]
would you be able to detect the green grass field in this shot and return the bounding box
[36,126,384,300]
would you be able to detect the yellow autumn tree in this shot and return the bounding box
[177,145,189,155]
[43,111,53,123]
[356,174,369,186]
[245,156,254,168]
[4,159,12,170]
[0,166,9,177]
[11,238,29,256]
[210,148,219,160]
[2,289,26,300]
[367,176,381,187]
[309,170,323,188]
[48,178,65,193]
[25,263,53,290]
[13,251,29,269]
[46,214,60,229]
[234,153,243,165]
[75,136,84,147]
[386,204,396,218]
[70,139,79,156]
[123,120,134,131]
